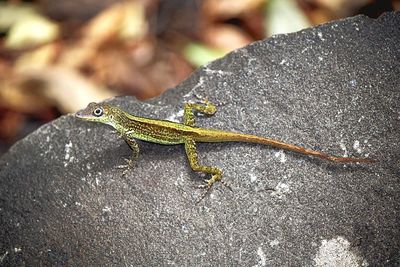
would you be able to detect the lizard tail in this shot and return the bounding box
[198,129,376,163]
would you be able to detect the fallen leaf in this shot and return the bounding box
[184,42,226,67]
[203,0,265,19]
[201,24,254,51]
[264,0,312,36]
[5,13,59,49]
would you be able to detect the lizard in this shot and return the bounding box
[75,101,375,193]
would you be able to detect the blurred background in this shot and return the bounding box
[0,0,399,155]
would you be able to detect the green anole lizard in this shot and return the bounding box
[76,101,375,192]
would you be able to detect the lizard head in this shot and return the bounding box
[75,102,116,126]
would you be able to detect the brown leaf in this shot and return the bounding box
[202,0,265,20]
[201,24,254,51]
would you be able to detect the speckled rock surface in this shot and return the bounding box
[1,12,399,266]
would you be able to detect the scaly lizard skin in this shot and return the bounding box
[75,101,375,192]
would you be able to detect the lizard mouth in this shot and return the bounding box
[75,110,94,120]
[75,110,86,118]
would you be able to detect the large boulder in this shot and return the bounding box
[1,12,399,266]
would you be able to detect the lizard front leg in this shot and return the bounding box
[123,136,140,167]
[116,135,140,170]
[183,99,217,126]
[184,138,222,198]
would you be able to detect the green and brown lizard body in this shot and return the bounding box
[76,101,375,192]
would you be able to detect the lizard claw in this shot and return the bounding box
[116,164,128,169]
[115,158,136,176]
[196,185,212,204]
[195,178,232,203]
[122,158,136,168]
[220,180,233,192]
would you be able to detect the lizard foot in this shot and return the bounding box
[196,177,232,203]
[115,158,136,176]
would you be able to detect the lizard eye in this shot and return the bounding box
[93,107,104,117]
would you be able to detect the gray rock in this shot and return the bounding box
[1,12,399,266]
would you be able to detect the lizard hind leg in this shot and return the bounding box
[183,99,217,126]
[184,138,224,200]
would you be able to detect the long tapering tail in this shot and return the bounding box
[197,129,376,163]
